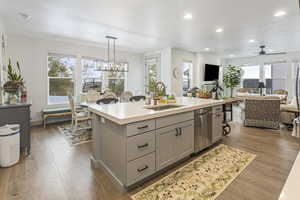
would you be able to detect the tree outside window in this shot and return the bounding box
[48,54,75,104]
[145,56,160,93]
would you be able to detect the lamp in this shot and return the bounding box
[257,82,265,96]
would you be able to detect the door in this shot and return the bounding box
[175,121,194,161]
[156,125,177,171]
[212,112,223,143]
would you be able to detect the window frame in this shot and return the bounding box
[182,61,193,92]
[80,57,128,95]
[47,53,77,105]
[145,54,161,93]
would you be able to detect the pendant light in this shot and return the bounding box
[106,35,117,71]
[104,36,128,72]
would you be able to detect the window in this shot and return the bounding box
[182,62,193,92]
[241,65,260,93]
[81,58,126,96]
[264,63,289,94]
[82,58,103,92]
[48,54,76,104]
[107,71,125,96]
[145,55,160,93]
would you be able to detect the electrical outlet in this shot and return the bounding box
[101,117,106,124]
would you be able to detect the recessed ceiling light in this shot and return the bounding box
[248,39,255,43]
[216,28,224,33]
[205,48,210,51]
[18,12,31,21]
[184,13,193,20]
[274,11,286,17]
[229,54,235,57]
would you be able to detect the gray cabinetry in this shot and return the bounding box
[175,121,194,161]
[156,125,177,170]
[0,103,31,154]
[92,111,195,188]
[156,117,194,171]
[212,106,223,143]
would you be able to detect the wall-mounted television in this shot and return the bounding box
[204,64,219,81]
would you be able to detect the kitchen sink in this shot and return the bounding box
[145,104,184,111]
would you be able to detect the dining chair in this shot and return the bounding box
[68,94,91,131]
[96,98,119,104]
[103,91,117,99]
[129,95,146,102]
[120,91,133,102]
[86,89,101,103]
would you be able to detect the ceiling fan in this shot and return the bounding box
[258,45,286,56]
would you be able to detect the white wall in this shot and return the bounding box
[171,49,197,96]
[195,53,221,85]
[144,48,222,96]
[144,48,172,94]
[0,18,7,104]
[7,34,144,123]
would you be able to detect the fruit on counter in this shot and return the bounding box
[196,89,212,99]
[167,94,175,100]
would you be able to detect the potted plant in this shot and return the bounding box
[223,65,241,98]
[211,80,223,100]
[197,89,211,99]
[3,59,24,103]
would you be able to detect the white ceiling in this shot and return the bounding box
[0,0,300,57]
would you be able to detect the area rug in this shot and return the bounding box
[131,144,256,200]
[58,123,92,146]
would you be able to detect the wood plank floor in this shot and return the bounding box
[0,123,299,200]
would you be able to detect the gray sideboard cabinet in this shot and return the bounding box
[0,103,31,154]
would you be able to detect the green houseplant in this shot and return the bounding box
[223,65,241,98]
[3,59,24,93]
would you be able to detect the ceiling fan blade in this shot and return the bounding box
[265,52,287,55]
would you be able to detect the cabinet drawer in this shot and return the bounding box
[126,152,156,186]
[126,119,155,136]
[212,112,223,143]
[127,131,155,161]
[212,105,223,113]
[156,111,194,129]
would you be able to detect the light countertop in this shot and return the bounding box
[279,151,300,200]
[88,97,233,125]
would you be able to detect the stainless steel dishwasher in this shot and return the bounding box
[194,107,212,153]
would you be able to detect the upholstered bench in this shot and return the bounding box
[42,106,82,128]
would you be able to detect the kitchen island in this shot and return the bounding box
[88,97,234,190]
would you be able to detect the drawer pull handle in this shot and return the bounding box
[175,128,179,136]
[137,125,149,130]
[137,143,149,149]
[179,127,182,136]
[137,165,148,172]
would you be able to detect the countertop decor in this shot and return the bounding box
[223,65,241,98]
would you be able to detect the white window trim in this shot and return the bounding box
[47,53,77,106]
[182,60,193,92]
[47,53,129,106]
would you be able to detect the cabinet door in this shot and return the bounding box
[212,112,223,143]
[156,126,177,171]
[175,121,194,161]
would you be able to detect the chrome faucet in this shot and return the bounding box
[153,81,166,105]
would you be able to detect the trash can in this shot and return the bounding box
[0,124,20,167]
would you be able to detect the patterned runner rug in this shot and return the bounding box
[132,144,255,200]
[58,122,92,146]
